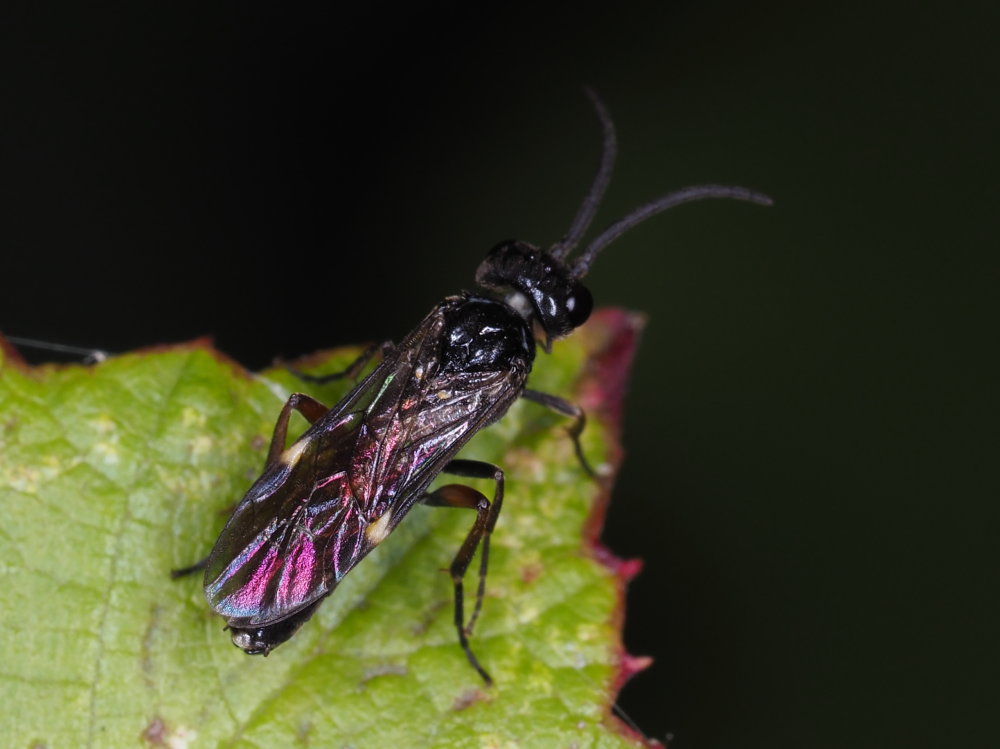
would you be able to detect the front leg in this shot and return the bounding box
[521,388,595,477]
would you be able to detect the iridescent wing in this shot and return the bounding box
[203,307,527,629]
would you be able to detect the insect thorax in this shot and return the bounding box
[439,295,535,375]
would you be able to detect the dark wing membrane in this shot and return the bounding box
[345,302,530,531]
[349,366,523,525]
[203,307,528,628]
[203,405,369,627]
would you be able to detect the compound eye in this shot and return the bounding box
[565,283,593,328]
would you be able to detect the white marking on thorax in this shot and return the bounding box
[505,290,533,321]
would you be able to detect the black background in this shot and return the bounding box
[3,2,997,746]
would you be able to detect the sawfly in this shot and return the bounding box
[173,91,771,684]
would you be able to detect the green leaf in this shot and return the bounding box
[0,310,648,748]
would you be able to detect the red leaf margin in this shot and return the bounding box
[577,308,661,747]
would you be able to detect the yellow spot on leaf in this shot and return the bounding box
[181,407,207,428]
[190,434,213,456]
[91,413,116,434]
[94,441,119,465]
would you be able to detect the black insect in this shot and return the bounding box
[173,92,771,684]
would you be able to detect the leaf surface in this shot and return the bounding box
[0,310,647,748]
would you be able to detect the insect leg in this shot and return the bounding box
[421,458,505,685]
[288,341,394,384]
[264,392,329,467]
[435,459,505,634]
[521,389,595,477]
[170,558,209,578]
[172,393,330,580]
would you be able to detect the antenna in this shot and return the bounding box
[570,185,774,278]
[5,336,112,364]
[549,88,617,260]
[548,89,773,277]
